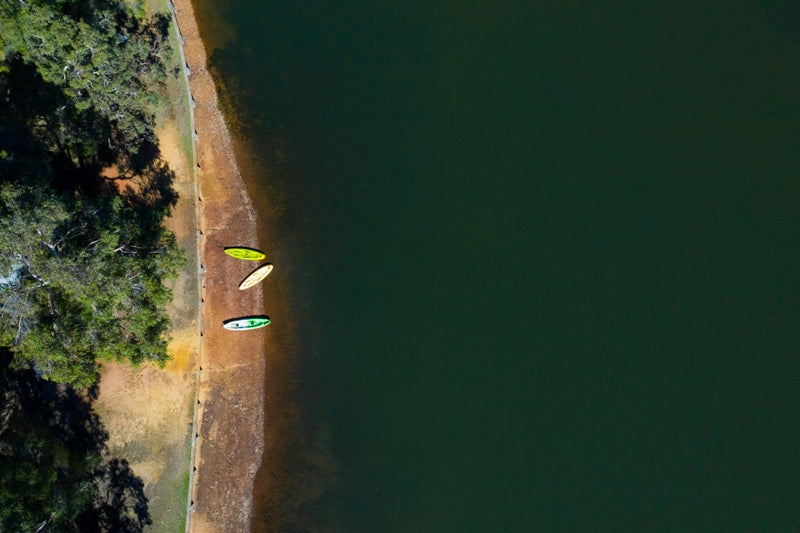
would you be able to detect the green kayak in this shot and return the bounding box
[223,316,270,331]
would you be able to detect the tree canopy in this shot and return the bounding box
[0,0,172,158]
[0,183,182,387]
[0,0,184,526]
[0,0,184,388]
[0,351,151,532]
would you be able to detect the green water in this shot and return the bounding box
[195,2,800,530]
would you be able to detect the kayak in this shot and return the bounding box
[239,263,274,290]
[224,247,266,261]
[223,316,270,331]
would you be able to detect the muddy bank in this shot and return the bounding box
[170,0,267,531]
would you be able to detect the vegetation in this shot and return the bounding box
[0,0,184,527]
[0,0,183,389]
[0,0,172,158]
[0,351,151,532]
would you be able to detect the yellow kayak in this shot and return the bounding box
[239,263,274,290]
[224,247,266,261]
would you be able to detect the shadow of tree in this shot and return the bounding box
[76,459,152,533]
[0,47,179,220]
[0,6,179,526]
[0,351,152,532]
[115,139,180,213]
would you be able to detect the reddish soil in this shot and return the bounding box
[172,1,268,530]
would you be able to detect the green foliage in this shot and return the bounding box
[0,0,185,388]
[0,0,172,157]
[0,182,184,388]
[0,355,98,530]
[0,353,152,531]
[0,0,180,526]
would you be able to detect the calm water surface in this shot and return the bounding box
[195,2,800,530]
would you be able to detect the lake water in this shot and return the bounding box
[194,2,800,530]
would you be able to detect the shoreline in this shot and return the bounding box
[186,3,324,528]
[170,1,268,531]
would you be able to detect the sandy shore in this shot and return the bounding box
[170,1,268,531]
[94,1,270,531]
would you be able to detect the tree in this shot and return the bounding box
[0,0,184,387]
[0,0,172,160]
[0,351,152,532]
[0,183,183,388]
[0,0,177,526]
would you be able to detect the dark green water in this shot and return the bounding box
[196,2,800,530]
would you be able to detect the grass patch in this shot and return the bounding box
[176,438,193,531]
[144,0,195,166]
[162,30,195,165]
